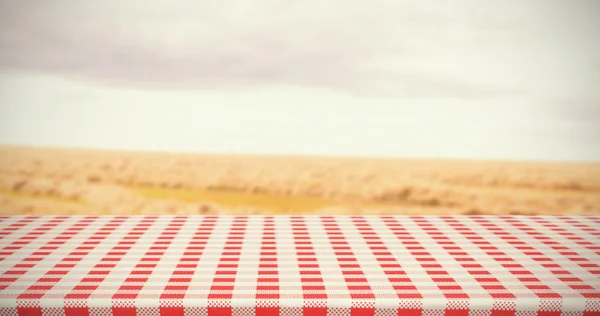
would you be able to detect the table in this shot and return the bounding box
[0,215,599,316]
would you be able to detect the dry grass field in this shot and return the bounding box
[1,145,599,215]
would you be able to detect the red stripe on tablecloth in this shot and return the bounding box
[255,216,280,315]
[291,216,328,315]
[321,216,376,315]
[207,216,249,315]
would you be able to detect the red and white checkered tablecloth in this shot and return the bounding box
[0,216,599,316]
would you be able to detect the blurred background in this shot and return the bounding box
[0,0,599,215]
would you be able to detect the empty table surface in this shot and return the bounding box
[0,215,599,316]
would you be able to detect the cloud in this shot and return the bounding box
[550,97,600,125]
[3,0,586,98]
[1,0,599,101]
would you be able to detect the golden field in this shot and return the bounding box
[0,145,599,215]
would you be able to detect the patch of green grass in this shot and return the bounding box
[132,186,351,213]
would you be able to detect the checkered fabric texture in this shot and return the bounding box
[0,215,599,316]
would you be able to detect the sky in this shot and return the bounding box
[0,0,599,161]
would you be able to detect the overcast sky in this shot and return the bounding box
[0,0,599,161]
